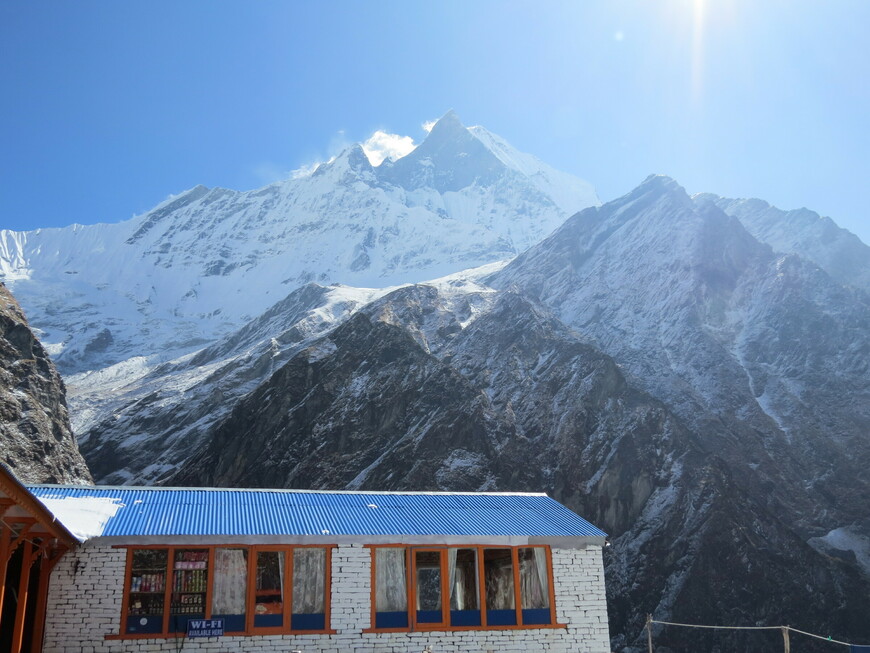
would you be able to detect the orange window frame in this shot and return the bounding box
[366,544,412,633]
[108,544,335,640]
[248,547,289,635]
[366,544,564,633]
[409,548,450,630]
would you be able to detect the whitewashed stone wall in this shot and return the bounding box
[42,542,610,653]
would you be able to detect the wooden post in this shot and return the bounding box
[782,626,790,653]
[29,544,66,653]
[0,525,11,635]
[11,539,34,653]
[646,614,654,653]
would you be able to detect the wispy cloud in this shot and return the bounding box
[422,119,436,133]
[361,130,417,166]
[254,127,420,182]
[290,162,321,179]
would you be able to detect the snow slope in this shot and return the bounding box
[0,111,598,374]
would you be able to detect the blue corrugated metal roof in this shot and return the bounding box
[24,486,607,540]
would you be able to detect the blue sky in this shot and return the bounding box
[2,0,868,244]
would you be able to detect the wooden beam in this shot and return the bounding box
[12,539,35,653]
[6,522,34,562]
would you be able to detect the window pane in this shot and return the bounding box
[292,548,326,630]
[293,548,326,614]
[415,550,442,624]
[126,549,167,634]
[484,548,516,626]
[415,551,442,611]
[449,548,481,627]
[484,549,515,610]
[519,547,552,625]
[375,548,408,628]
[519,547,550,609]
[254,551,285,628]
[449,548,479,610]
[170,549,209,632]
[211,548,248,632]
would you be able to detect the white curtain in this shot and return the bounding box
[519,547,549,609]
[450,549,479,610]
[447,548,458,609]
[293,548,326,614]
[211,549,247,615]
[534,547,549,606]
[274,551,287,605]
[376,548,407,612]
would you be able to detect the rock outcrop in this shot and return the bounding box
[0,283,91,483]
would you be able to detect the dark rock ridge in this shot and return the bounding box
[0,283,92,483]
[172,312,520,490]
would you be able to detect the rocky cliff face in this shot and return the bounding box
[489,176,870,527]
[0,283,91,483]
[702,193,870,294]
[488,176,870,649]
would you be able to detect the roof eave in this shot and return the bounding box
[0,464,81,548]
[77,533,608,548]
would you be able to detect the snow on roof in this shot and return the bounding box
[35,494,124,542]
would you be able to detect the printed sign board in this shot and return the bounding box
[187,619,224,638]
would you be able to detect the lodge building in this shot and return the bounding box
[0,464,611,652]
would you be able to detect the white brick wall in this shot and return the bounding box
[42,542,610,653]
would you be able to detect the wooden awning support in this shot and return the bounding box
[6,519,35,561]
[0,524,10,622]
[0,465,80,653]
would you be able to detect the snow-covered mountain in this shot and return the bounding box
[3,109,870,651]
[73,172,870,650]
[491,175,870,517]
[0,111,597,374]
[697,193,870,294]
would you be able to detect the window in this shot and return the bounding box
[414,549,446,627]
[212,548,248,633]
[170,548,209,632]
[518,547,551,625]
[293,547,327,630]
[119,545,332,638]
[370,545,557,631]
[374,547,408,629]
[483,548,516,625]
[252,550,285,631]
[125,549,168,635]
[449,548,480,626]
